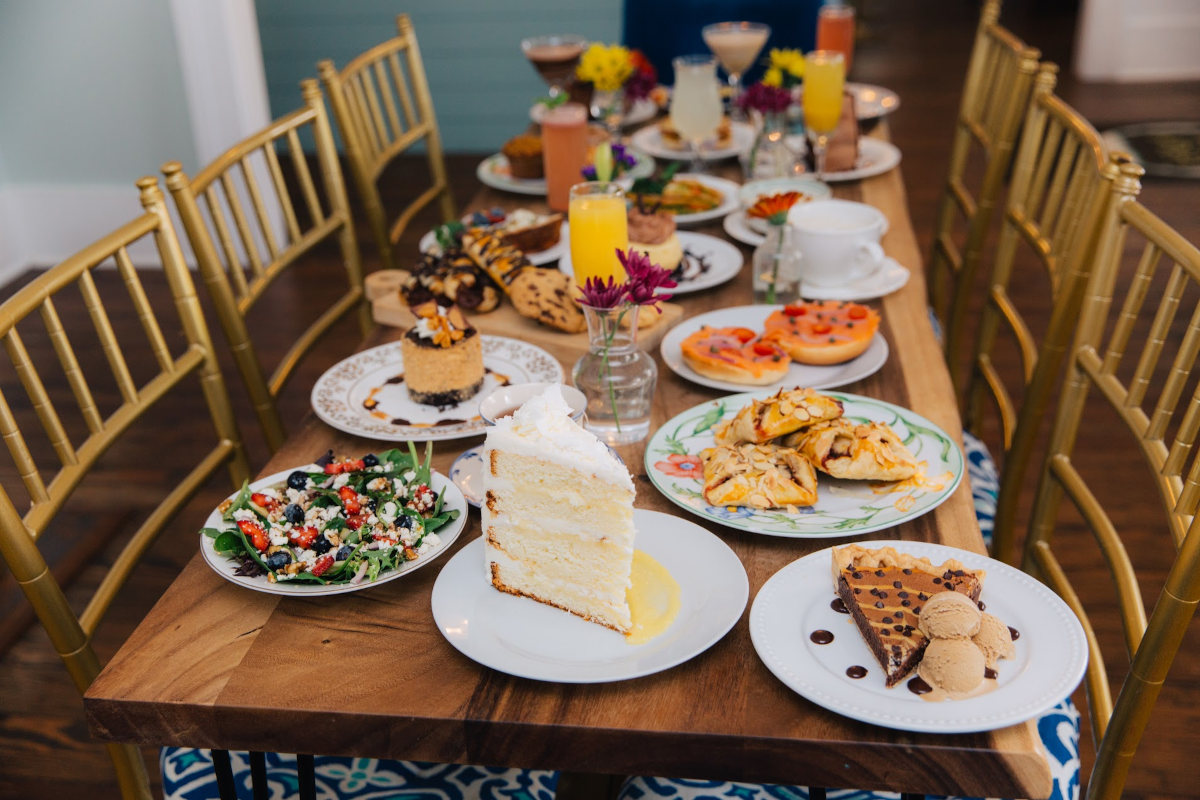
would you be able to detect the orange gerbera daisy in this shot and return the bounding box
[746,191,806,225]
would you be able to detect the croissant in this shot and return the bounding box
[700,443,818,509]
[713,387,844,446]
[785,419,918,482]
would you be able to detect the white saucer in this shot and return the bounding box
[722,210,766,248]
[801,258,910,301]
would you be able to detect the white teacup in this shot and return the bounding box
[788,199,888,288]
[478,382,587,426]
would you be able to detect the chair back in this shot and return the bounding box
[1021,161,1200,799]
[967,67,1116,562]
[929,0,1041,378]
[164,79,369,453]
[0,178,250,799]
[318,13,457,271]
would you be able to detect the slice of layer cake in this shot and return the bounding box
[831,545,986,687]
[482,386,636,633]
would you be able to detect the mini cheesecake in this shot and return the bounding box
[401,302,484,406]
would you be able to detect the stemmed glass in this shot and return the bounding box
[669,55,723,173]
[520,34,587,98]
[702,21,771,120]
[802,50,846,182]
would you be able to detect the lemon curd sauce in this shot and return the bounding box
[626,550,681,644]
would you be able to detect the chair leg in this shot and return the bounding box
[298,753,317,800]
[808,788,827,800]
[249,751,268,800]
[211,750,237,800]
[900,794,926,800]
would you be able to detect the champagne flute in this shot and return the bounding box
[702,21,771,120]
[670,55,723,173]
[521,34,587,98]
[802,50,846,182]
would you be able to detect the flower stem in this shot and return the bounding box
[605,307,628,432]
[766,222,785,305]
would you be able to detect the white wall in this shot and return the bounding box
[1076,0,1200,81]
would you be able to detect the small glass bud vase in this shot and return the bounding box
[752,221,802,305]
[743,112,792,180]
[590,87,626,137]
[572,303,657,445]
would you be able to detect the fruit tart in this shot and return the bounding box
[784,418,918,481]
[700,443,818,509]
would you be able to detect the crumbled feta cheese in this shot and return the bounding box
[232,509,257,522]
[379,501,398,524]
[367,477,389,492]
[403,470,416,482]
[269,533,288,547]
[366,514,378,526]
[333,474,350,489]
[285,488,304,503]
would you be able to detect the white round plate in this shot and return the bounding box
[787,137,902,183]
[449,446,485,508]
[199,468,467,596]
[656,173,744,226]
[431,508,748,682]
[418,221,568,266]
[645,390,963,538]
[800,257,910,302]
[660,304,888,393]
[629,120,756,161]
[558,231,743,295]
[848,82,901,119]
[751,540,1087,733]
[476,150,655,196]
[310,337,563,442]
[723,210,767,247]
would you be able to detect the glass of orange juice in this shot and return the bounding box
[802,50,846,182]
[568,182,629,286]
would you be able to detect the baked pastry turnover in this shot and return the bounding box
[700,443,818,509]
[713,387,843,446]
[785,418,918,481]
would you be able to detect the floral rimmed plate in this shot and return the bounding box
[644,390,963,537]
[310,337,562,442]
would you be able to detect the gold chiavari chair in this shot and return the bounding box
[0,177,250,800]
[164,79,369,454]
[318,13,457,271]
[965,65,1122,565]
[1021,160,1200,800]
[928,0,1040,386]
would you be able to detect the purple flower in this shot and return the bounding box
[581,164,599,181]
[737,82,792,114]
[577,275,626,309]
[617,248,676,310]
[611,143,637,171]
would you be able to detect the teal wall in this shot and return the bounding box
[0,0,196,184]
[256,0,622,153]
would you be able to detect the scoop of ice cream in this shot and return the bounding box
[918,637,986,693]
[918,590,982,639]
[973,612,1016,668]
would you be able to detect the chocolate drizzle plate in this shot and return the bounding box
[311,337,562,442]
[749,540,1088,733]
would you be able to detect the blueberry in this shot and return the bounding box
[362,453,379,467]
[264,551,291,571]
[311,535,332,555]
[397,514,415,530]
[286,471,308,490]
[314,449,335,467]
[283,503,304,524]
[335,544,353,561]
[367,497,378,512]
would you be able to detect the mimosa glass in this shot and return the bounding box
[542,103,589,212]
[569,181,629,286]
[521,34,587,98]
[802,50,845,182]
[670,55,723,172]
[702,21,771,120]
[816,4,856,75]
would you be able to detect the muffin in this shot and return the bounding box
[400,302,485,406]
[501,133,544,179]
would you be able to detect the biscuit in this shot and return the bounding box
[509,269,586,333]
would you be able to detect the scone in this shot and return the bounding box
[700,443,819,509]
[713,387,844,446]
[784,418,918,482]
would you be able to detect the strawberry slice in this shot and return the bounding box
[237,519,270,552]
[311,554,334,577]
[783,304,808,317]
[288,526,319,550]
[338,486,362,514]
[250,492,279,512]
[345,514,366,531]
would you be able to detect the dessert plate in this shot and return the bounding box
[418,221,568,266]
[786,137,902,183]
[476,150,655,196]
[645,390,963,538]
[629,120,756,161]
[656,173,744,226]
[432,509,748,682]
[722,210,768,248]
[558,231,743,296]
[311,337,563,442]
[199,468,467,597]
[660,305,888,393]
[751,540,1087,733]
[795,82,900,120]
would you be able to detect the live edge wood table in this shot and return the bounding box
[83,140,1053,799]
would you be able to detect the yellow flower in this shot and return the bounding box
[576,43,634,92]
[768,48,806,84]
[762,66,784,87]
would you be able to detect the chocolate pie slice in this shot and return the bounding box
[831,545,986,687]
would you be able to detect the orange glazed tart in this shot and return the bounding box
[762,300,880,365]
[680,326,789,385]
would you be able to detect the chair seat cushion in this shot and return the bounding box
[160,749,560,800]
[962,431,998,550]
[618,700,1080,800]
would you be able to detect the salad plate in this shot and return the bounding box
[311,337,563,442]
[629,120,755,161]
[644,390,963,538]
[558,231,743,296]
[751,540,1087,733]
[432,509,748,682]
[200,449,468,596]
[476,150,655,196]
[660,305,888,393]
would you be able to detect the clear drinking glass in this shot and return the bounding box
[521,34,587,98]
[816,4,856,76]
[702,21,771,121]
[802,50,846,182]
[670,55,723,172]
[568,181,629,287]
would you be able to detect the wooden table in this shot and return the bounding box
[83,140,1053,799]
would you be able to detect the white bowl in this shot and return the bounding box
[478,383,587,426]
[738,177,832,232]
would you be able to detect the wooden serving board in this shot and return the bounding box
[366,270,683,368]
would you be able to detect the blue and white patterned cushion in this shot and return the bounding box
[962,431,999,551]
[160,749,559,800]
[619,700,1080,800]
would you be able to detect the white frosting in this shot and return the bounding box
[483,386,633,491]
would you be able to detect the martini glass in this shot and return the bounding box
[521,34,587,99]
[702,21,771,120]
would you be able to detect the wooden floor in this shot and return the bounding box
[2,1,1199,798]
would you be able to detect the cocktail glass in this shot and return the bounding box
[521,34,588,98]
[670,55,723,173]
[802,50,846,183]
[702,21,771,120]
